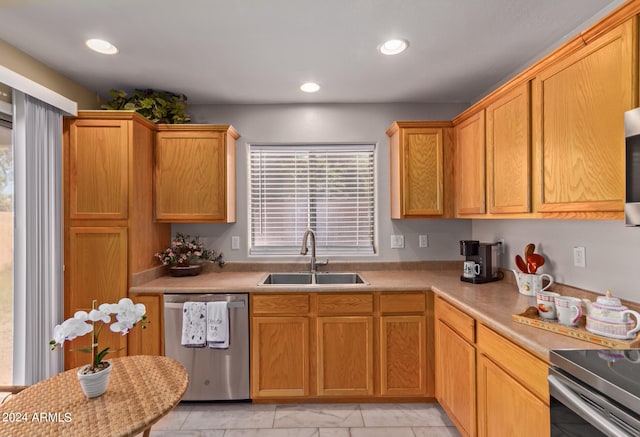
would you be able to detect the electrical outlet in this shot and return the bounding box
[419,234,429,248]
[497,238,505,254]
[231,236,240,250]
[391,235,405,249]
[573,246,586,268]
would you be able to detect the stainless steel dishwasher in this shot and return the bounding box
[164,293,250,401]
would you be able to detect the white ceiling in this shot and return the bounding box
[0,0,627,105]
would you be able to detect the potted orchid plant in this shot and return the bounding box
[50,298,147,397]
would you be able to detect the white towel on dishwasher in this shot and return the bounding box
[181,302,206,348]
[207,301,229,349]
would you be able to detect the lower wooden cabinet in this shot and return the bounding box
[317,316,374,396]
[127,293,163,356]
[434,297,550,437]
[250,291,432,401]
[251,316,310,398]
[435,297,477,437]
[477,354,549,437]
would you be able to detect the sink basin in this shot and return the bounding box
[258,273,313,285]
[315,273,367,285]
[258,272,368,286]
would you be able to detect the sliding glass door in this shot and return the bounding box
[0,107,12,387]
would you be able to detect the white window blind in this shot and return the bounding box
[249,144,375,255]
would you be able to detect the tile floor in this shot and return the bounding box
[149,402,462,437]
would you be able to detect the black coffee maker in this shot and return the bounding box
[459,240,502,284]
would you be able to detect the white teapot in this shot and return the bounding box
[584,290,640,340]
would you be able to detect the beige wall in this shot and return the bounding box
[0,39,99,110]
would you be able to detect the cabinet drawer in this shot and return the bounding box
[380,292,426,313]
[477,323,549,403]
[435,296,475,343]
[252,294,309,315]
[317,294,373,314]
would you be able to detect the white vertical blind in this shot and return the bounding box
[249,144,375,255]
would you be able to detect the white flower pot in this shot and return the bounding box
[77,361,112,398]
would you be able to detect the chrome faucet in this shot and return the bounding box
[300,228,318,273]
[300,228,329,274]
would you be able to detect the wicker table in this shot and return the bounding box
[0,355,188,437]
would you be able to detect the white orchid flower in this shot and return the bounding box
[51,317,93,347]
[73,310,89,321]
[110,298,146,334]
[89,308,111,323]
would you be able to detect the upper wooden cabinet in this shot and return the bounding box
[532,18,637,216]
[68,118,129,220]
[455,110,486,215]
[486,82,531,214]
[387,122,454,218]
[154,125,239,223]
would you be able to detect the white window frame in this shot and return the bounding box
[248,143,376,256]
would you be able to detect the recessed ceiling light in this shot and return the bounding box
[86,38,118,55]
[379,39,409,55]
[300,82,320,93]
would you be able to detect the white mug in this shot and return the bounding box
[515,272,554,296]
[536,291,560,319]
[463,261,481,278]
[555,296,583,326]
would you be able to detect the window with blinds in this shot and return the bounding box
[249,144,375,255]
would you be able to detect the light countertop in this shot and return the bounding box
[130,267,603,362]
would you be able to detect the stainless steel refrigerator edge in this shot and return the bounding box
[164,293,250,401]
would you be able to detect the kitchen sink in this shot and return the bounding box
[258,272,368,286]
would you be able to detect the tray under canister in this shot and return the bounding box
[512,306,640,348]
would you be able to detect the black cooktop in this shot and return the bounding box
[550,349,640,414]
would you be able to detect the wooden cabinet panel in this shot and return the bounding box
[155,125,238,223]
[387,122,454,218]
[532,19,636,214]
[317,316,374,396]
[252,294,310,315]
[316,293,373,314]
[127,293,163,356]
[477,354,549,437]
[380,315,427,396]
[435,311,476,437]
[251,317,309,398]
[435,297,475,343]
[486,82,531,214]
[455,110,486,215]
[65,227,128,369]
[379,292,425,313]
[68,119,128,219]
[477,324,549,401]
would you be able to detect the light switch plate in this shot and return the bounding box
[231,236,240,250]
[573,246,586,268]
[391,235,405,249]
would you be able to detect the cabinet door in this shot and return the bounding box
[127,293,163,356]
[486,83,531,214]
[477,354,549,437]
[435,320,476,437]
[401,128,444,216]
[251,316,309,398]
[155,129,227,222]
[65,227,128,370]
[317,316,374,396]
[380,315,427,396]
[68,119,128,220]
[455,110,486,215]
[532,19,636,214]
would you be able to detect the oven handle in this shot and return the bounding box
[548,373,632,437]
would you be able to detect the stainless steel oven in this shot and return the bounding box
[549,349,640,436]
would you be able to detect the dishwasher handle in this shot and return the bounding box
[165,301,245,310]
